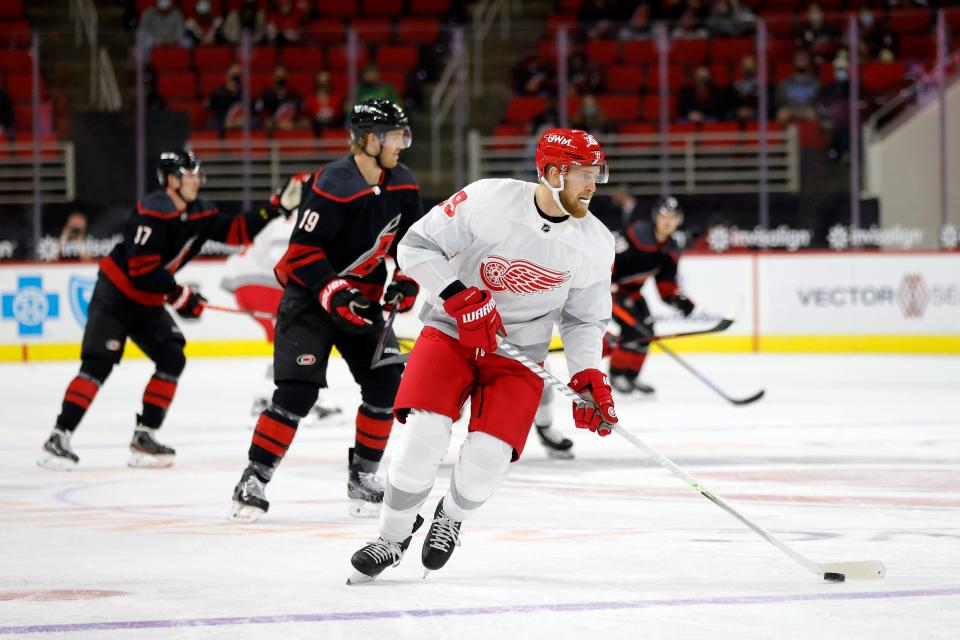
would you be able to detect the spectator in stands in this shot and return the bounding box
[352,64,401,109]
[207,63,249,132]
[569,93,608,134]
[678,65,730,123]
[816,56,851,160]
[706,0,755,37]
[0,87,12,140]
[58,211,90,261]
[795,3,836,63]
[185,0,224,46]
[527,98,559,137]
[858,6,897,62]
[776,51,820,124]
[618,2,652,39]
[256,66,307,133]
[510,53,555,97]
[224,0,267,45]
[579,0,620,41]
[567,51,603,96]
[266,0,305,46]
[306,70,342,135]
[731,54,766,122]
[670,0,709,37]
[137,0,187,52]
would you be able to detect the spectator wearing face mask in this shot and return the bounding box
[776,51,820,124]
[224,0,267,45]
[795,3,836,63]
[570,93,608,135]
[816,55,851,160]
[256,66,307,133]
[207,64,249,132]
[266,0,305,46]
[306,71,343,135]
[137,0,187,55]
[185,0,224,46]
[678,65,730,123]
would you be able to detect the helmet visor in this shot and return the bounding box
[566,162,609,186]
[382,127,412,149]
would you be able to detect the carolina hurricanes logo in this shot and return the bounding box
[479,256,571,295]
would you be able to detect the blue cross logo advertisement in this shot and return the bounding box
[69,275,97,327]
[1,275,60,337]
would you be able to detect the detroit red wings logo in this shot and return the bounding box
[479,256,571,295]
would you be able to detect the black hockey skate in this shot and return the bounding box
[611,374,655,396]
[37,428,79,471]
[346,514,425,585]
[348,447,384,518]
[128,421,175,468]
[535,423,574,460]
[421,499,462,577]
[230,463,271,523]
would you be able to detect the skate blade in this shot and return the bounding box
[346,570,376,585]
[127,451,175,468]
[545,449,574,460]
[422,569,432,580]
[36,451,77,471]
[348,499,382,518]
[230,502,266,523]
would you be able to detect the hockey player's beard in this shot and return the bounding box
[559,189,590,218]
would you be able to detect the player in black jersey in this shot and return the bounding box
[38,150,287,470]
[610,196,695,395]
[230,98,424,522]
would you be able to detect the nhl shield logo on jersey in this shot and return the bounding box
[479,255,571,295]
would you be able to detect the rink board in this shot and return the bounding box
[0,252,957,361]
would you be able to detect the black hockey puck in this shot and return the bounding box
[823,572,846,582]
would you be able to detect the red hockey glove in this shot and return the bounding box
[442,286,505,353]
[270,172,312,219]
[665,294,695,317]
[167,285,207,319]
[383,271,419,313]
[319,278,379,334]
[569,368,618,437]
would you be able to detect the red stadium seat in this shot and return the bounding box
[151,46,191,71]
[860,62,906,94]
[642,93,678,121]
[0,48,30,71]
[194,45,234,71]
[199,72,226,96]
[762,13,795,38]
[888,10,933,35]
[618,122,657,148]
[700,121,742,146]
[303,19,347,45]
[597,94,640,122]
[281,46,324,71]
[0,0,24,19]
[376,44,419,70]
[669,38,708,65]
[380,70,407,95]
[157,73,198,100]
[622,40,658,64]
[5,74,44,101]
[0,20,30,45]
[545,13,576,39]
[396,18,441,44]
[274,129,316,153]
[352,18,393,44]
[646,65,685,91]
[605,64,645,92]
[669,122,698,147]
[12,103,32,130]
[558,0,583,12]
[898,35,935,62]
[538,40,556,61]
[709,63,730,86]
[287,72,314,96]
[247,47,276,72]
[328,45,370,71]
[584,40,620,66]
[168,99,208,129]
[710,38,755,63]
[504,95,549,123]
[493,124,525,150]
[362,0,404,16]
[321,127,352,150]
[409,0,451,15]
[316,0,358,18]
[765,39,795,64]
[250,72,272,95]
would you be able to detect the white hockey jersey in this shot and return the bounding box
[397,178,614,375]
[220,215,295,292]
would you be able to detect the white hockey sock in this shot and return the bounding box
[534,383,554,427]
[379,410,452,542]
[442,432,512,522]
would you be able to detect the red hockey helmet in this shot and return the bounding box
[535,128,609,185]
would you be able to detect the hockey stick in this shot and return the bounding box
[201,303,277,321]
[370,306,409,369]
[613,304,764,406]
[494,340,885,582]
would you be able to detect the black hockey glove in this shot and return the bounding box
[666,294,695,317]
[318,278,380,334]
[167,285,207,320]
[269,172,312,219]
[383,271,419,313]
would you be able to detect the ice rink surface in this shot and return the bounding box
[1,352,958,639]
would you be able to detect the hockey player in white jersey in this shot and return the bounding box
[220,174,341,426]
[348,128,619,583]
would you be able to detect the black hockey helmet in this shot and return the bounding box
[349,98,412,149]
[156,149,204,187]
[651,195,683,223]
